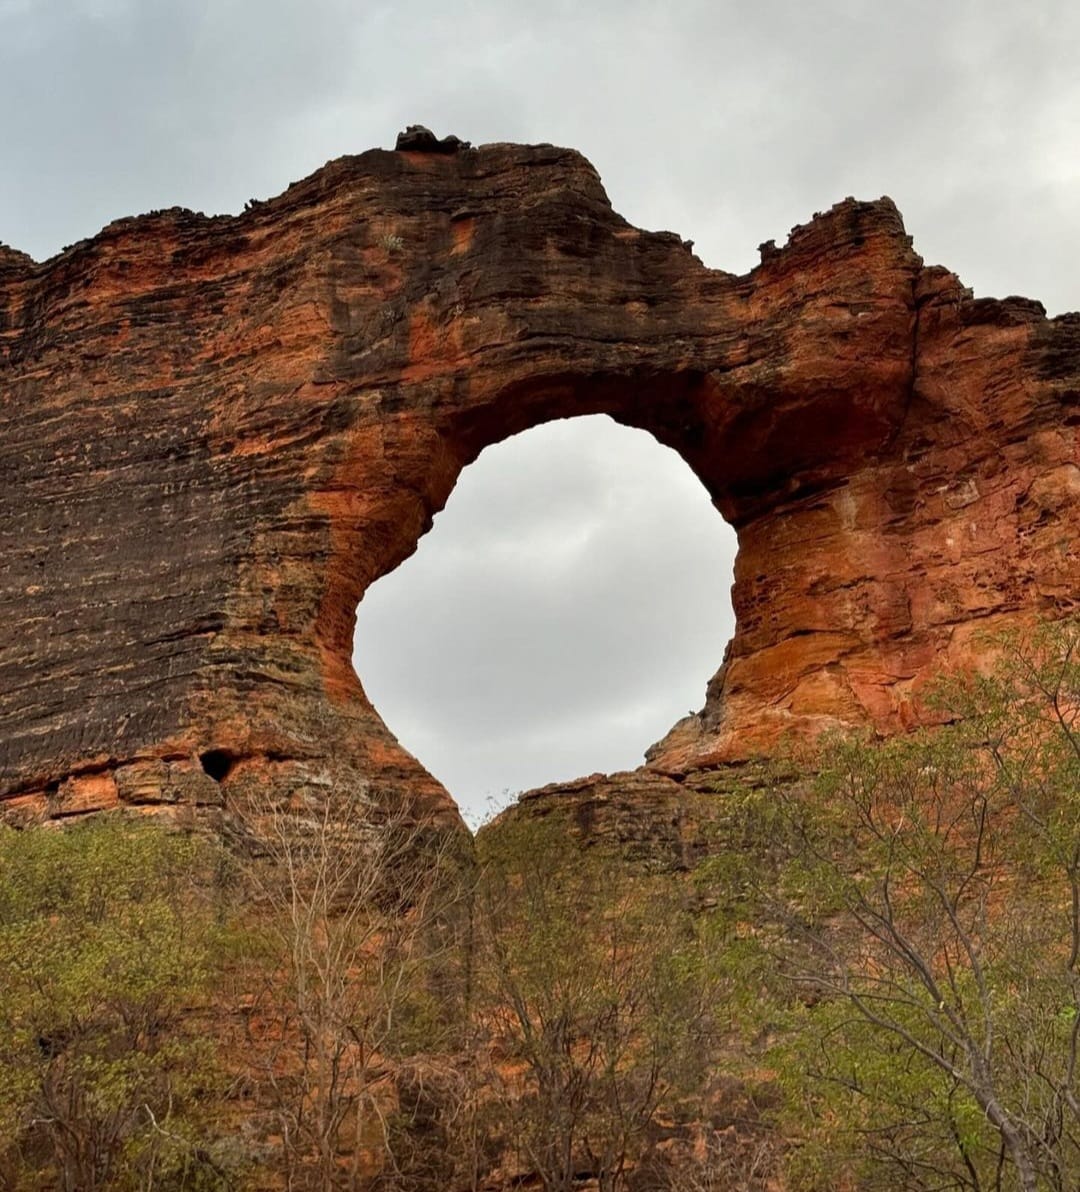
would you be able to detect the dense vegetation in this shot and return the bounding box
[760,618,1080,1191]
[1,619,1079,1189]
[0,818,234,1189]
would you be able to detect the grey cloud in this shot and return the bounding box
[356,418,736,816]
[6,1,1078,310]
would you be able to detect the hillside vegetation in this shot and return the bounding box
[2,620,1079,1190]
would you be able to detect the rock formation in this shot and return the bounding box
[1,137,1078,826]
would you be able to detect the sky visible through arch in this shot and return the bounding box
[355,418,735,824]
[2,0,1078,822]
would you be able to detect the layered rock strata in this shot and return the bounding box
[1,139,1077,824]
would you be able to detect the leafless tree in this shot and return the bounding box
[229,782,464,1192]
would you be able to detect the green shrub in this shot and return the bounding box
[0,815,236,1190]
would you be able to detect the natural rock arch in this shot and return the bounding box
[1,140,1077,827]
[353,413,738,815]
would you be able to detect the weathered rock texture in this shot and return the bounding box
[2,140,1078,824]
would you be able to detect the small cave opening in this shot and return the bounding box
[353,415,737,826]
[199,749,236,783]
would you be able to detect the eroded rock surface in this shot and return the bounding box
[1,139,1078,824]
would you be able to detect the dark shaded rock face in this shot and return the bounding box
[1,140,1078,826]
[394,124,472,153]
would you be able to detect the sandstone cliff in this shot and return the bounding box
[1,138,1077,825]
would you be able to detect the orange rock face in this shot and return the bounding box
[1,141,1077,824]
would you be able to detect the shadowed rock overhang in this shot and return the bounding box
[1,138,1078,827]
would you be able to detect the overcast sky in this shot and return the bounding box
[4,1,1078,823]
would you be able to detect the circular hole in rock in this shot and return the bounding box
[354,415,736,826]
[199,749,236,783]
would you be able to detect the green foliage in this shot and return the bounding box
[11,620,1080,1189]
[742,619,1080,1191]
[473,812,727,1192]
[0,815,235,1191]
